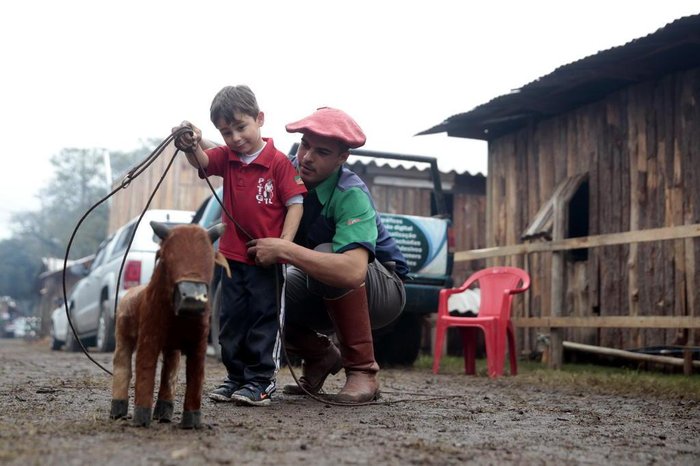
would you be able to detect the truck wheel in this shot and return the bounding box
[96,301,116,352]
[65,319,82,353]
[209,283,222,361]
[373,313,424,367]
[50,322,63,351]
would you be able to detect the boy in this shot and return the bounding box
[174,85,306,406]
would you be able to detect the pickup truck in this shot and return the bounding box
[193,147,453,366]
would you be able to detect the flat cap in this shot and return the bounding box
[286,107,366,148]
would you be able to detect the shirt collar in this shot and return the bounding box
[311,167,341,205]
[229,137,276,167]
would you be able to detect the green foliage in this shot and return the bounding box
[109,138,160,181]
[0,239,43,300]
[11,148,109,259]
[1,140,159,306]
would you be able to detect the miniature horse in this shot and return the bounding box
[110,221,229,429]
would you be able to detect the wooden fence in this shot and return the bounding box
[454,223,700,371]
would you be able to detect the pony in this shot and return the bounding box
[110,221,229,428]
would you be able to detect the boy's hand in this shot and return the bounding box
[172,121,202,153]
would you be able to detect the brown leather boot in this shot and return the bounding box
[325,286,380,403]
[282,325,342,395]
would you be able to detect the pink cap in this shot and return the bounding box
[286,107,366,148]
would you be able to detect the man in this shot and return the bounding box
[247,107,408,403]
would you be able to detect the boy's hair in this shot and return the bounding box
[210,85,260,124]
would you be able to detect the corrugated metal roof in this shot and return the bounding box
[346,157,483,178]
[418,14,700,141]
[287,142,484,177]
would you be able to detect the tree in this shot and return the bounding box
[109,138,161,182]
[8,140,158,259]
[0,238,43,300]
[12,148,110,259]
[1,141,160,323]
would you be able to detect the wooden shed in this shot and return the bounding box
[419,14,700,361]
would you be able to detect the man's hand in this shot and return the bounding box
[248,238,369,289]
[247,238,288,267]
[172,121,202,153]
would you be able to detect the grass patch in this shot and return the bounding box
[416,354,700,401]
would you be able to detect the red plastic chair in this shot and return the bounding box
[432,266,530,378]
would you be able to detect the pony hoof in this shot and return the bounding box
[110,399,129,420]
[132,406,153,427]
[179,410,202,429]
[154,399,174,423]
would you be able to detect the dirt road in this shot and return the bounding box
[0,338,698,465]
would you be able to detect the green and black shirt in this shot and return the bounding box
[292,162,409,279]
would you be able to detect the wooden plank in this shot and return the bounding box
[522,120,540,358]
[618,93,633,349]
[512,316,700,328]
[532,120,553,354]
[577,108,598,333]
[627,85,641,348]
[506,132,521,251]
[588,108,601,313]
[562,341,700,369]
[454,223,700,261]
[549,195,566,369]
[597,100,615,349]
[485,142,495,252]
[605,97,624,349]
[670,73,687,346]
[658,75,675,347]
[684,71,700,348]
[647,81,664,348]
[571,261,593,343]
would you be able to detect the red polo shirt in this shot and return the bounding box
[202,138,306,264]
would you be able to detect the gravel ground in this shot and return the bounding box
[0,338,698,465]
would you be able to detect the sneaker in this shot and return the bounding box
[231,381,276,407]
[208,382,239,402]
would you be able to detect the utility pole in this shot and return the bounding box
[103,149,112,206]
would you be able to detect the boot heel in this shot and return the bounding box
[330,358,343,375]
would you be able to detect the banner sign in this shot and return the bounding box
[381,213,448,276]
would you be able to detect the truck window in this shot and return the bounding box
[110,223,137,260]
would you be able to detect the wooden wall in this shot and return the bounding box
[486,67,700,351]
[452,176,488,284]
[349,162,487,284]
[108,143,222,233]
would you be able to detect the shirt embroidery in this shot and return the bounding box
[256,178,274,205]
